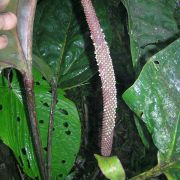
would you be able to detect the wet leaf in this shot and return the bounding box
[123,39,180,178]
[0,69,81,178]
[122,0,179,73]
[33,0,112,89]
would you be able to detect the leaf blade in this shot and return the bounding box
[123,38,180,177]
[95,154,125,180]
[33,0,112,89]
[122,0,179,73]
[0,69,81,179]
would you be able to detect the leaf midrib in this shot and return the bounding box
[56,9,73,83]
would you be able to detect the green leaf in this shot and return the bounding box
[0,69,81,179]
[123,39,180,178]
[174,1,180,29]
[95,154,125,180]
[33,0,112,89]
[134,115,149,149]
[122,0,179,73]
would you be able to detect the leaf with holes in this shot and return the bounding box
[0,69,81,179]
[0,73,39,178]
[123,39,180,178]
[0,1,48,178]
[122,0,179,73]
[33,0,112,89]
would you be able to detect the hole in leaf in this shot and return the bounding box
[43,102,49,107]
[0,105,3,111]
[39,120,44,124]
[61,160,66,164]
[154,60,159,64]
[63,122,69,128]
[27,159,31,168]
[17,116,20,122]
[140,112,143,117]
[58,174,63,177]
[69,168,74,174]
[59,108,68,115]
[35,81,40,86]
[19,156,23,166]
[44,147,47,151]
[21,148,26,155]
[65,130,71,135]
[42,76,46,80]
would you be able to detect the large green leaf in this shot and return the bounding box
[0,69,81,179]
[33,0,112,89]
[122,0,179,73]
[123,39,180,178]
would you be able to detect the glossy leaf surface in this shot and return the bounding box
[33,0,112,89]
[0,69,81,178]
[122,0,179,73]
[123,39,180,178]
[95,154,125,180]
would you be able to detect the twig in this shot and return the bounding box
[17,164,24,180]
[47,80,58,180]
[82,96,89,148]
[130,158,180,180]
[91,168,100,180]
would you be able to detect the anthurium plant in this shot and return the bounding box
[0,0,179,179]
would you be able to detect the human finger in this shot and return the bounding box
[0,35,8,49]
[0,12,17,30]
[0,0,10,11]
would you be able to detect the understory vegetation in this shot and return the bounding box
[0,0,179,179]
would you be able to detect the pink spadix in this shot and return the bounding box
[81,0,117,156]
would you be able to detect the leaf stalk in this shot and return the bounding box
[131,158,180,180]
[23,74,47,180]
[47,79,58,180]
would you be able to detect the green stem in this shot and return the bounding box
[47,80,57,180]
[131,158,180,180]
[130,165,162,180]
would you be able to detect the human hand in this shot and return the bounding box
[0,0,17,49]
